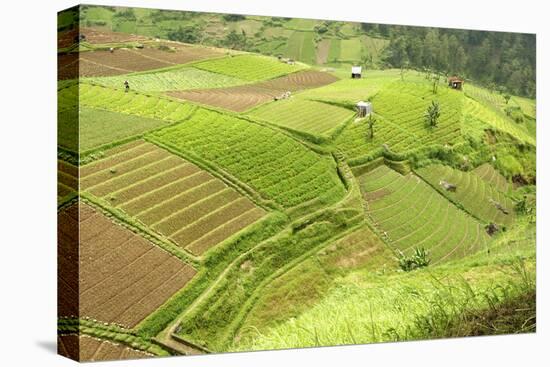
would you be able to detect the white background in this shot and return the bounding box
[0,0,547,365]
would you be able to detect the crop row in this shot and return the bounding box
[58,202,197,328]
[88,67,248,93]
[416,164,515,226]
[473,163,511,193]
[193,54,307,81]
[359,165,489,263]
[248,98,354,138]
[463,97,535,146]
[80,141,266,255]
[148,108,347,208]
[58,160,78,205]
[336,81,463,159]
[59,83,197,124]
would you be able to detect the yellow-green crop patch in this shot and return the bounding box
[149,108,347,208]
[59,107,170,153]
[193,54,307,81]
[464,97,535,146]
[473,163,512,193]
[58,83,197,123]
[87,67,248,93]
[336,81,463,160]
[416,164,515,226]
[359,165,490,263]
[248,99,355,139]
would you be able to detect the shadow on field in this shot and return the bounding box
[36,340,57,354]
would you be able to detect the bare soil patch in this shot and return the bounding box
[168,70,338,112]
[58,334,151,362]
[57,201,196,327]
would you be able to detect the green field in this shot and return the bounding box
[60,83,197,123]
[193,54,307,81]
[58,9,536,361]
[298,69,400,103]
[416,164,515,226]
[335,79,463,161]
[248,99,355,139]
[285,31,316,65]
[464,97,535,146]
[59,107,169,152]
[148,108,347,208]
[359,165,490,262]
[88,67,248,92]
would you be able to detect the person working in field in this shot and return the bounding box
[124,80,130,93]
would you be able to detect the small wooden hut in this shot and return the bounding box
[448,76,464,90]
[356,101,372,117]
[351,66,362,79]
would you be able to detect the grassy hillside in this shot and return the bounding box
[234,224,535,351]
[58,14,536,360]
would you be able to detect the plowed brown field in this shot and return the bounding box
[58,44,223,79]
[58,334,151,362]
[79,141,266,256]
[58,160,78,204]
[57,201,196,327]
[167,70,338,112]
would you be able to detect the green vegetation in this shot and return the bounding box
[234,249,534,350]
[148,108,347,208]
[59,107,169,152]
[359,165,490,262]
[286,31,316,64]
[193,54,307,81]
[89,67,248,92]
[335,79,463,161]
[58,8,536,361]
[60,83,197,123]
[416,164,515,226]
[248,99,355,141]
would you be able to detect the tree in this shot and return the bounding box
[504,94,512,104]
[367,114,377,139]
[167,25,201,43]
[425,100,441,127]
[431,73,441,94]
[223,30,248,50]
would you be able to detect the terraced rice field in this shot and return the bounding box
[298,70,400,104]
[58,160,78,204]
[89,67,247,92]
[473,163,512,193]
[416,164,515,226]
[169,70,338,112]
[80,141,266,255]
[60,107,170,153]
[58,201,197,326]
[464,97,535,146]
[59,83,197,123]
[249,99,355,138]
[336,81,463,160]
[58,334,151,362]
[358,165,490,263]
[193,54,307,81]
[149,109,347,208]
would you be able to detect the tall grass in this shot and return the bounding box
[233,246,535,351]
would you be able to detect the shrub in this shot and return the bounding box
[397,248,431,271]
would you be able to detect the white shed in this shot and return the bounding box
[351,66,362,79]
[356,101,372,117]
